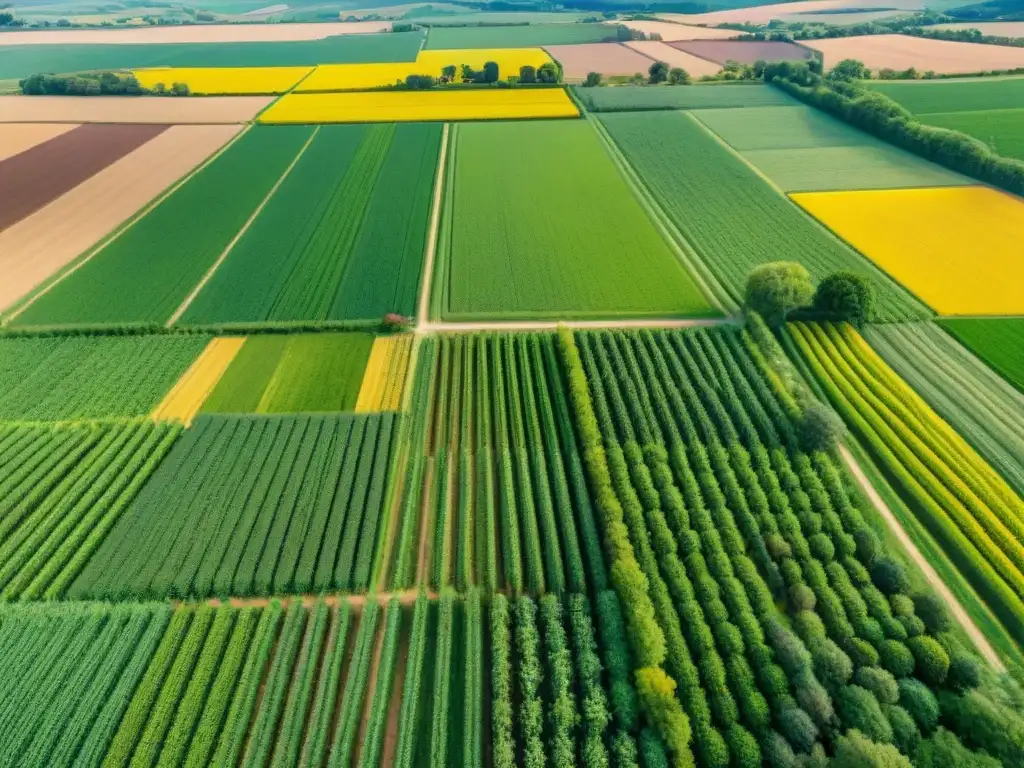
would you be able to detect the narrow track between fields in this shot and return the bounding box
[420,316,739,333]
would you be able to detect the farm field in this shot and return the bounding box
[0,94,273,123]
[181,124,439,323]
[0,334,208,421]
[436,120,713,319]
[0,124,241,315]
[667,39,815,64]
[0,123,76,161]
[68,413,397,600]
[424,22,613,48]
[133,65,313,94]
[918,109,1024,160]
[792,187,1024,316]
[11,125,314,326]
[864,322,1024,498]
[355,335,413,412]
[623,40,730,77]
[259,87,580,123]
[598,110,929,319]
[200,333,375,414]
[941,319,1024,394]
[150,337,246,425]
[616,19,741,40]
[790,321,1024,648]
[0,20,392,44]
[543,42,675,81]
[802,34,1024,75]
[573,82,798,112]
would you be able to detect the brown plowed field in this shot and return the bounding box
[624,41,724,77]
[544,42,662,80]
[0,123,240,313]
[0,122,167,232]
[0,95,274,124]
[668,39,814,64]
[0,123,78,161]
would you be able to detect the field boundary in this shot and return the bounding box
[164,125,322,326]
[416,122,450,328]
[421,316,737,332]
[839,443,1006,671]
[1,123,252,326]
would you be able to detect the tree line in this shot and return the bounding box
[20,71,190,96]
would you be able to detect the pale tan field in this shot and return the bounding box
[932,22,1024,38]
[660,0,924,25]
[0,95,273,123]
[804,34,1024,73]
[612,20,740,41]
[0,20,391,45]
[0,124,240,313]
[544,42,661,80]
[0,123,77,161]
[623,41,725,77]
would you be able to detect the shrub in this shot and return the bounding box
[854,667,899,705]
[832,729,910,768]
[584,72,603,87]
[836,685,894,744]
[897,678,939,734]
[946,653,981,694]
[808,533,836,563]
[636,666,694,768]
[889,595,914,618]
[897,614,926,638]
[793,611,827,648]
[794,675,835,727]
[778,703,818,753]
[854,527,880,566]
[847,638,880,668]
[908,636,950,686]
[745,262,814,327]
[871,557,909,596]
[915,728,1001,768]
[726,724,760,768]
[913,594,952,635]
[884,704,920,755]
[812,639,853,689]
[879,640,915,678]
[761,730,797,767]
[812,272,873,326]
[937,689,1024,763]
[789,584,817,612]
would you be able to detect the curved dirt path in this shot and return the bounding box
[839,444,1006,672]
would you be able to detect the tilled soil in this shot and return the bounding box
[0,122,167,232]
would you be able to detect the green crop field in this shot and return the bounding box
[423,22,612,49]
[14,126,313,327]
[201,333,373,414]
[693,105,872,151]
[181,123,439,324]
[941,318,1024,394]
[0,32,423,80]
[865,322,1024,498]
[867,76,1024,114]
[436,120,713,320]
[68,413,397,600]
[0,335,208,420]
[573,83,799,112]
[599,110,929,320]
[919,109,1024,160]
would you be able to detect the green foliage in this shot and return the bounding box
[837,685,894,744]
[883,704,920,755]
[832,729,910,767]
[854,666,900,705]
[745,262,814,327]
[907,635,950,686]
[568,595,612,768]
[897,677,940,734]
[515,596,545,768]
[636,666,695,768]
[573,83,795,112]
[940,318,1024,395]
[812,272,873,326]
[648,60,669,84]
[938,689,1024,764]
[914,727,1002,768]
[946,653,981,693]
[490,594,516,768]
[796,402,846,453]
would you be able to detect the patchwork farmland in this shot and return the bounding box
[3,12,1024,768]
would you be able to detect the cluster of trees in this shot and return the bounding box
[0,10,25,25]
[745,262,873,329]
[400,61,559,90]
[763,60,1024,196]
[20,71,190,96]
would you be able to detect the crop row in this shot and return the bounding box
[0,420,180,601]
[385,333,606,596]
[0,334,209,421]
[790,321,1024,646]
[67,413,397,601]
[560,324,985,766]
[354,334,413,413]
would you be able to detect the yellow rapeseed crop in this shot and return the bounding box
[151,337,246,425]
[133,66,313,95]
[356,335,412,412]
[792,186,1024,316]
[260,87,579,124]
[297,48,553,91]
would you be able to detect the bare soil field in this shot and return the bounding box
[0,95,275,123]
[659,0,925,25]
[0,20,391,46]
[669,39,814,64]
[544,42,661,80]
[0,122,167,232]
[0,123,240,313]
[612,20,739,41]
[0,123,77,161]
[804,34,1024,74]
[933,22,1024,38]
[623,41,725,77]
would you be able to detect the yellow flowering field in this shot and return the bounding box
[297,48,553,91]
[355,335,412,412]
[151,337,246,425]
[133,66,313,94]
[260,87,579,124]
[792,186,1024,316]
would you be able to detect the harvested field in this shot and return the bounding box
[134,65,312,95]
[932,21,1024,37]
[543,42,660,80]
[0,123,167,232]
[12,125,314,326]
[424,22,611,49]
[573,82,797,111]
[0,123,76,160]
[793,186,1024,315]
[612,19,739,41]
[668,39,814,64]
[0,20,391,45]
[0,124,240,315]
[659,0,926,25]
[622,41,724,77]
[0,94,274,123]
[803,34,1024,74]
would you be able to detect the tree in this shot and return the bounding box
[461,63,475,81]
[946,653,981,693]
[827,58,869,81]
[519,65,536,84]
[907,636,950,686]
[648,60,669,84]
[812,272,872,325]
[832,730,910,768]
[441,64,456,82]
[483,60,499,83]
[797,402,846,452]
[915,728,1001,768]
[879,640,915,678]
[584,71,603,87]
[629,72,646,85]
[537,62,559,83]
[912,594,951,635]
[668,67,690,85]
[854,667,899,706]
[896,678,939,734]
[0,11,14,24]
[744,262,814,327]
[871,556,909,596]
[836,686,894,744]
[171,82,190,96]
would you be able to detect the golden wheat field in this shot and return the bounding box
[133,66,313,95]
[259,87,579,124]
[151,337,246,424]
[792,186,1024,316]
[355,335,412,412]
[297,48,553,91]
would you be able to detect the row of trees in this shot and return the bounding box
[400,61,560,90]
[745,262,873,329]
[20,72,190,96]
